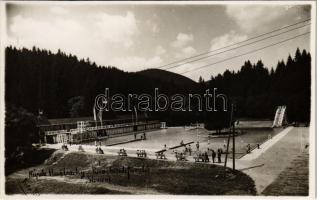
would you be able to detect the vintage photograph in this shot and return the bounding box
[0,1,315,198]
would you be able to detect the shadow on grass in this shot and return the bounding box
[239,164,265,171]
[5,148,56,176]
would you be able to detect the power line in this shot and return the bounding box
[155,18,311,69]
[180,32,310,75]
[163,24,310,71]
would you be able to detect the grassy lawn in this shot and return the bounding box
[6,151,256,195]
[109,157,255,195]
[262,152,309,196]
[6,177,129,194]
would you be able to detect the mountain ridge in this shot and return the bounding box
[137,68,198,87]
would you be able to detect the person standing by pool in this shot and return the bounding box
[204,151,209,162]
[217,149,222,163]
[196,141,200,150]
[211,150,216,163]
[246,144,251,153]
[188,144,192,156]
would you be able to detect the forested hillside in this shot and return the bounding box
[206,48,311,124]
[5,46,198,122]
[5,46,311,125]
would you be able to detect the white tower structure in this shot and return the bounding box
[272,105,287,127]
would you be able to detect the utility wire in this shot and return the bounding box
[163,24,310,70]
[155,18,311,69]
[180,32,310,75]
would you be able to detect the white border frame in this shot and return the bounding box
[0,1,315,200]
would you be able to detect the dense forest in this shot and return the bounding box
[5,46,205,127]
[5,46,311,125]
[207,48,311,123]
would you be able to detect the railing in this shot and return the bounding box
[45,120,160,135]
[45,130,69,135]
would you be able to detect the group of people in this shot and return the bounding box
[61,144,69,151]
[174,151,187,161]
[196,151,209,162]
[184,144,193,156]
[163,140,226,163]
[95,147,104,154]
[204,148,223,163]
[118,148,127,156]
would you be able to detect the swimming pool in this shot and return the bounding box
[96,127,283,159]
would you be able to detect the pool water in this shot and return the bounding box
[103,127,282,159]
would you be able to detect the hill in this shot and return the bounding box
[5,46,200,121]
[137,68,198,87]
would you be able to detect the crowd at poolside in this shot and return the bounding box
[58,135,256,163]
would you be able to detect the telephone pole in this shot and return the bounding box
[231,103,236,172]
[224,102,236,177]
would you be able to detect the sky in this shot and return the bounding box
[6,2,312,81]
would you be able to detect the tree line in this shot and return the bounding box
[4,46,311,172]
[205,48,311,126]
[5,46,311,126]
[5,46,200,124]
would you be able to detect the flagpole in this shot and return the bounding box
[93,105,97,127]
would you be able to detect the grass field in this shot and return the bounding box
[261,145,309,196]
[6,151,256,195]
[6,177,129,194]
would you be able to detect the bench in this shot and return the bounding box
[118,152,127,156]
[175,153,187,161]
[136,150,147,158]
[118,149,127,156]
[155,150,167,160]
